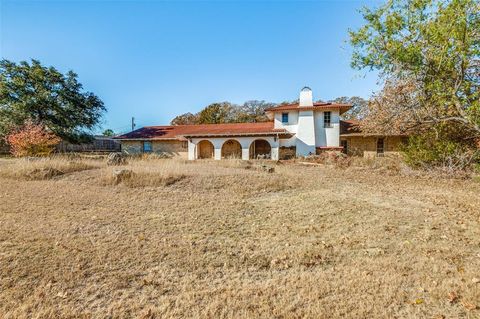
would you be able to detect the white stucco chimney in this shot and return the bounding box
[299,86,313,107]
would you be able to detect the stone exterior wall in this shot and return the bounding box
[341,136,406,158]
[279,146,296,160]
[121,141,143,154]
[315,148,343,155]
[120,140,188,158]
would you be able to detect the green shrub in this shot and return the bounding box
[474,163,480,174]
[402,127,479,171]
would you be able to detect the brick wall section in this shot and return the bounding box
[120,140,188,158]
[341,136,406,158]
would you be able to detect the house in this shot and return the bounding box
[115,87,404,159]
[340,120,407,158]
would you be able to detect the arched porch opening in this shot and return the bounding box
[221,139,242,159]
[197,140,214,159]
[249,139,272,159]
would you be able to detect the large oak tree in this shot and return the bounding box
[350,0,480,137]
[0,59,105,142]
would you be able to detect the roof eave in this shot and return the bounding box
[180,132,294,138]
[340,133,408,137]
[114,137,181,141]
[265,105,353,115]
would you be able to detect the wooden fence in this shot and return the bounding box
[56,136,121,153]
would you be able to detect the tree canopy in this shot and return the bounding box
[328,96,368,120]
[198,102,235,124]
[0,59,106,142]
[170,112,199,125]
[170,98,365,125]
[349,0,480,137]
[170,100,275,125]
[102,129,115,137]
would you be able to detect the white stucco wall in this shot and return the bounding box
[188,136,279,160]
[313,109,340,147]
[187,140,196,160]
[274,111,299,131]
[186,108,341,160]
[326,111,340,147]
[273,109,341,150]
[274,111,299,148]
[295,110,316,156]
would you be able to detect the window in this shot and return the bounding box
[376,138,384,156]
[341,140,348,154]
[143,141,152,152]
[281,113,289,124]
[182,141,188,150]
[324,111,332,128]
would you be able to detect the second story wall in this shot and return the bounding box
[296,110,316,155]
[274,111,298,147]
[273,110,299,130]
[314,110,340,147]
[273,108,342,148]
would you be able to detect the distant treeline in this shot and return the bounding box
[170,97,367,125]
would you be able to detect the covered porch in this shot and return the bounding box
[183,134,286,161]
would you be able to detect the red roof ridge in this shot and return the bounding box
[264,102,353,114]
[143,121,275,128]
[115,121,291,140]
[341,119,360,124]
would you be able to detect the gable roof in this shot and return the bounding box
[340,120,361,135]
[340,120,408,137]
[115,122,292,140]
[265,102,352,115]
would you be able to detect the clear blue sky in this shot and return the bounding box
[1,0,381,134]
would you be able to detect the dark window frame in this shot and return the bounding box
[376,138,385,156]
[341,140,348,154]
[281,112,289,124]
[324,111,332,128]
[143,141,152,153]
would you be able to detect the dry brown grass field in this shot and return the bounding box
[0,156,479,318]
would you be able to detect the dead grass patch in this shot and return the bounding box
[102,169,187,187]
[349,155,405,172]
[0,156,100,180]
[1,158,479,318]
[187,173,296,195]
[99,158,191,187]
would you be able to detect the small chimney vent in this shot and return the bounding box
[299,86,313,107]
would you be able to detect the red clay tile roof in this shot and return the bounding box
[115,122,292,140]
[266,102,352,115]
[340,120,361,135]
